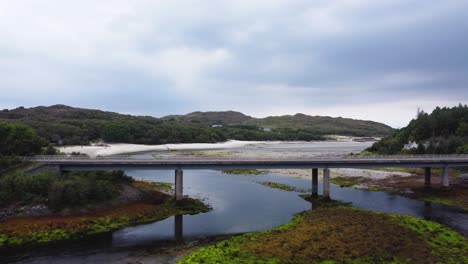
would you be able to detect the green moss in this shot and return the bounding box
[259,181,305,192]
[388,214,468,263]
[222,169,268,175]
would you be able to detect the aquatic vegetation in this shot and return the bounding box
[376,175,468,210]
[222,169,268,175]
[330,176,366,188]
[367,186,385,192]
[132,180,173,192]
[179,197,468,264]
[259,181,305,192]
[299,194,352,208]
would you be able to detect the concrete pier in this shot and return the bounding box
[312,168,318,198]
[323,168,330,199]
[175,169,183,201]
[441,166,450,188]
[424,167,431,188]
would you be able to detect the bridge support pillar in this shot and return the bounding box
[175,169,183,201]
[424,167,431,188]
[323,168,330,200]
[441,166,449,188]
[312,168,319,198]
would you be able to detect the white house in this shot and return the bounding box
[403,141,418,150]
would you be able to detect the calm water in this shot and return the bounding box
[3,142,468,263]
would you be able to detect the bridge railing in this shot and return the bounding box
[21,154,468,161]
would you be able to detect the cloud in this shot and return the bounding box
[0,0,467,128]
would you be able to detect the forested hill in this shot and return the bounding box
[367,104,468,154]
[0,105,393,145]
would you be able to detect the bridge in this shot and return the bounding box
[23,155,468,200]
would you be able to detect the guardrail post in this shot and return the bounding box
[441,166,449,188]
[312,168,319,198]
[323,168,330,200]
[175,169,183,201]
[424,167,431,188]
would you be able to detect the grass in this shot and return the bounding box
[259,181,305,192]
[222,169,268,175]
[179,196,468,264]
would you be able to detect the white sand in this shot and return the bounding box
[59,139,403,181]
[59,140,276,157]
[268,168,413,180]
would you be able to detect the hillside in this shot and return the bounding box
[0,105,393,146]
[163,111,252,126]
[246,114,392,137]
[367,104,468,154]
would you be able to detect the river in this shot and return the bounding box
[2,141,467,263]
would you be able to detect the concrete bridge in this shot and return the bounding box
[23,155,468,200]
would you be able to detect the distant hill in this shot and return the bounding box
[163,111,252,126]
[163,111,393,136]
[367,104,468,154]
[0,105,393,145]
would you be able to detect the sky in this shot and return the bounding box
[0,1,467,128]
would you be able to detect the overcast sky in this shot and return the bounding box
[1,1,467,128]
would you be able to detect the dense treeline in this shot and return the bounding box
[0,105,392,146]
[367,105,468,154]
[0,171,133,209]
[0,122,48,171]
[0,122,46,156]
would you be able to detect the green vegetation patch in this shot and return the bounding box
[222,169,268,175]
[330,176,367,188]
[299,194,353,208]
[259,181,305,192]
[133,180,173,192]
[0,170,133,209]
[0,197,210,249]
[180,197,468,264]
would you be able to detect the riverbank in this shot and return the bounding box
[179,196,468,263]
[0,180,210,250]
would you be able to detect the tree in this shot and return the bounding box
[0,122,46,156]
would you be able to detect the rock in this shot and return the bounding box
[0,208,16,222]
[459,174,468,185]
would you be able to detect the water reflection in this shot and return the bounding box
[5,169,468,263]
[174,214,183,243]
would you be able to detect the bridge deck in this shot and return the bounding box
[25,155,468,171]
